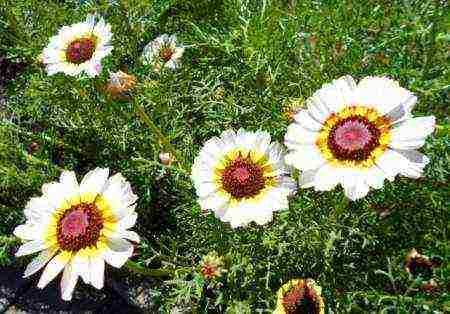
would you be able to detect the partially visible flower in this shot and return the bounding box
[191,129,296,228]
[405,248,441,279]
[274,279,325,314]
[285,75,436,201]
[159,152,175,166]
[142,34,184,72]
[14,168,140,301]
[200,251,226,280]
[283,98,304,121]
[105,70,137,99]
[42,14,113,77]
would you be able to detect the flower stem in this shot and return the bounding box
[125,261,192,278]
[131,99,186,172]
[126,261,174,277]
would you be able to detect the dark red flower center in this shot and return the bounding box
[159,47,174,62]
[57,202,103,252]
[327,116,381,162]
[283,283,320,314]
[221,154,265,199]
[65,37,96,64]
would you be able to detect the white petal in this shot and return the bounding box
[37,251,72,289]
[59,170,80,202]
[71,250,90,284]
[356,76,416,115]
[89,256,105,289]
[23,246,59,278]
[389,116,436,149]
[116,230,140,243]
[79,168,110,203]
[284,145,326,171]
[102,240,133,268]
[46,63,62,75]
[84,61,102,77]
[339,169,370,201]
[311,75,357,114]
[375,149,428,181]
[15,240,49,257]
[116,212,138,231]
[363,166,385,190]
[313,164,341,191]
[106,237,133,252]
[60,261,79,301]
[284,123,319,149]
[24,196,55,220]
[14,224,44,241]
[376,149,400,181]
[41,182,71,209]
[293,110,323,131]
[199,194,230,218]
[101,173,137,219]
[298,169,317,188]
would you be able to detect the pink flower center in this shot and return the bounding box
[221,154,266,199]
[65,37,96,64]
[232,167,251,184]
[60,209,89,237]
[333,120,372,151]
[57,203,103,252]
[327,116,381,162]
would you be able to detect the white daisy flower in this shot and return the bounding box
[191,129,296,228]
[42,14,113,77]
[285,75,436,201]
[142,34,185,72]
[13,168,140,301]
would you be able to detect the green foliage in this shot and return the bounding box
[1,0,449,312]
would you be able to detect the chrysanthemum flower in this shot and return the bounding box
[42,14,113,77]
[13,168,139,301]
[200,251,226,280]
[105,70,137,98]
[285,75,436,200]
[274,279,325,314]
[142,34,184,72]
[191,129,296,228]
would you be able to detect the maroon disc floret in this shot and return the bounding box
[65,38,96,64]
[159,47,174,62]
[57,202,103,251]
[282,283,320,314]
[327,115,381,162]
[221,154,266,199]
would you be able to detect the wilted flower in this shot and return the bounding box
[191,129,296,228]
[42,14,113,77]
[405,248,441,279]
[14,168,140,301]
[200,251,226,279]
[274,279,325,314]
[105,70,137,99]
[142,34,185,72]
[285,75,436,200]
[159,152,175,166]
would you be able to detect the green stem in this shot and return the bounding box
[126,261,174,277]
[125,261,192,278]
[132,100,186,172]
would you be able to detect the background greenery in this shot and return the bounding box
[0,0,449,312]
